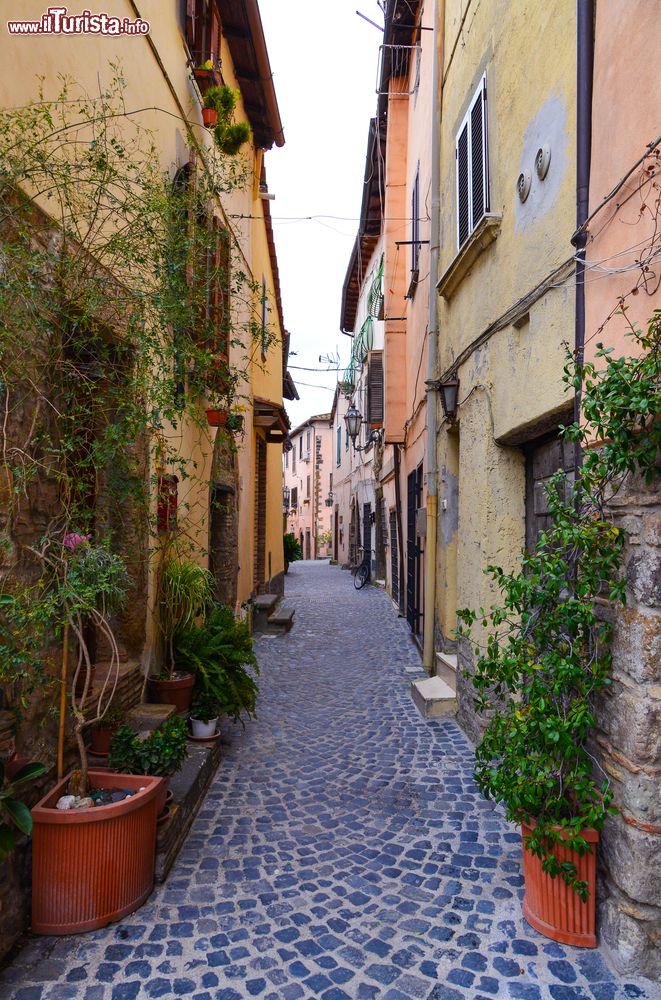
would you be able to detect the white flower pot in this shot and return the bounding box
[190,717,218,738]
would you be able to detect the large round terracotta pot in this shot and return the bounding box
[149,673,195,714]
[521,822,598,947]
[31,770,163,935]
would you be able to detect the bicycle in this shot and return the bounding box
[353,546,372,590]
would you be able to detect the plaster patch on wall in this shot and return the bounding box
[514,93,568,232]
[440,464,458,545]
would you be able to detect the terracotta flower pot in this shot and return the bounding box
[521,822,598,947]
[149,673,195,714]
[205,407,228,428]
[154,775,170,817]
[31,770,163,935]
[89,724,118,757]
[202,107,218,127]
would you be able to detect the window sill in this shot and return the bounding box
[436,214,502,301]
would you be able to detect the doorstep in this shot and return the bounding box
[154,740,223,882]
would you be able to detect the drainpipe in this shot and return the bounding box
[572,0,594,470]
[422,0,443,671]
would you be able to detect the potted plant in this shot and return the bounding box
[109,715,188,816]
[174,603,259,727]
[190,691,220,739]
[205,406,229,427]
[283,532,303,574]
[89,702,124,757]
[455,325,661,948]
[202,84,251,156]
[29,534,164,936]
[152,559,213,713]
[192,58,221,95]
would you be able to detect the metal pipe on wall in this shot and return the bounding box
[572,0,594,472]
[422,0,443,670]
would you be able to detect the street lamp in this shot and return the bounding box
[426,374,460,421]
[324,490,334,508]
[282,485,290,509]
[344,404,382,452]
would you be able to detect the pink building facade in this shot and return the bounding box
[283,414,333,560]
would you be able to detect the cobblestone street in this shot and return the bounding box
[1,562,656,1000]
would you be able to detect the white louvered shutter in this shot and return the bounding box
[456,75,489,249]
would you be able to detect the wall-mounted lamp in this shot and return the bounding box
[324,490,334,508]
[426,375,460,420]
[282,485,290,509]
[344,404,382,451]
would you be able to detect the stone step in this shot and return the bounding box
[411,675,457,720]
[435,651,458,689]
[265,605,295,634]
[125,703,177,734]
[253,593,282,632]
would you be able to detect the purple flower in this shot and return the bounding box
[63,532,91,551]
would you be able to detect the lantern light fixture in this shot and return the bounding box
[282,485,290,509]
[426,374,460,421]
[343,404,382,452]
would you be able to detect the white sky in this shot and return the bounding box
[259,1,383,429]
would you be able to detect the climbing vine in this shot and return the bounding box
[456,312,661,899]
[0,73,272,746]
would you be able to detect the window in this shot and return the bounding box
[337,425,341,466]
[285,450,289,469]
[292,448,296,473]
[306,475,310,498]
[291,486,298,509]
[299,435,303,458]
[411,168,420,273]
[306,429,311,452]
[184,0,221,69]
[456,74,489,249]
[345,426,349,451]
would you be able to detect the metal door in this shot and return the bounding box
[406,469,422,633]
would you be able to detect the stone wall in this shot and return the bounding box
[595,470,661,977]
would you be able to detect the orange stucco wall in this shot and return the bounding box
[585,0,661,362]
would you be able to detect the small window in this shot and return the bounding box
[306,429,311,452]
[336,425,341,465]
[456,74,489,249]
[299,436,303,459]
[285,451,289,469]
[292,449,296,473]
[291,485,298,509]
[306,475,310,498]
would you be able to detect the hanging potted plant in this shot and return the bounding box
[192,59,221,95]
[151,559,214,713]
[201,84,228,128]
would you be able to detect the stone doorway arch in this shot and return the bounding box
[209,433,239,609]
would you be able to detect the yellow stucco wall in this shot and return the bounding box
[2,1,286,643]
[436,0,576,640]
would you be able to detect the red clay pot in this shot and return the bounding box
[89,725,118,757]
[202,107,217,127]
[205,407,228,428]
[31,770,163,935]
[149,673,195,714]
[521,822,598,947]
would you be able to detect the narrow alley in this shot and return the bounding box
[2,563,653,1000]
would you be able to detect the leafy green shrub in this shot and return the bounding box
[456,315,661,900]
[174,604,259,726]
[191,691,220,723]
[283,533,303,565]
[158,560,213,675]
[0,760,47,860]
[109,716,188,778]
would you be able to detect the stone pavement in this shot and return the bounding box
[2,561,657,1000]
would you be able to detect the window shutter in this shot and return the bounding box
[411,170,420,272]
[456,123,470,247]
[185,0,195,51]
[367,352,384,427]
[470,80,488,227]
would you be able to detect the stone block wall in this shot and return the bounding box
[595,473,661,978]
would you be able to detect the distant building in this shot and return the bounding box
[283,414,333,560]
